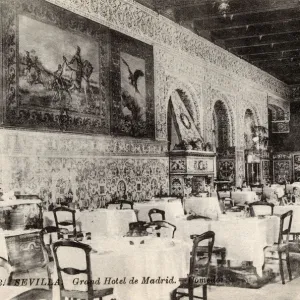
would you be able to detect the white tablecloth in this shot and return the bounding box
[274,205,300,233]
[53,237,190,300]
[184,197,221,220]
[151,197,179,202]
[264,186,285,199]
[231,191,257,204]
[135,201,184,223]
[175,215,279,276]
[44,209,137,237]
[0,286,30,300]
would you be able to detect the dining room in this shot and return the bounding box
[1,0,300,300]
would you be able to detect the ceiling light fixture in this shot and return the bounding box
[214,0,230,18]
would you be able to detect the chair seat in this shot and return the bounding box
[190,246,226,257]
[178,276,206,288]
[266,243,289,253]
[62,287,114,299]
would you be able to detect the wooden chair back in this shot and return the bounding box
[146,220,176,238]
[148,208,166,222]
[120,201,134,209]
[278,210,293,245]
[53,207,77,238]
[190,231,215,278]
[40,226,66,259]
[129,221,147,231]
[250,184,264,195]
[216,189,232,201]
[52,240,93,295]
[248,201,274,217]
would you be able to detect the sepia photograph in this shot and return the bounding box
[0,0,300,299]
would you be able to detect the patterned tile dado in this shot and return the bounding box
[1,155,169,204]
[44,0,289,99]
[236,150,245,187]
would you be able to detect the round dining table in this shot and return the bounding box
[0,286,31,300]
[43,209,137,238]
[174,214,279,277]
[52,236,190,300]
[135,200,184,223]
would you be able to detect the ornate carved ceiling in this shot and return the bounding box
[136,0,300,85]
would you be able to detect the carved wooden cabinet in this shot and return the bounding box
[169,150,216,196]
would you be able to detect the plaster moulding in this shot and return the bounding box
[44,0,289,99]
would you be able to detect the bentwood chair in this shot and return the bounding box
[250,184,264,196]
[172,231,215,300]
[129,221,147,231]
[148,208,166,222]
[120,200,134,209]
[0,256,13,285]
[39,226,69,285]
[11,288,52,300]
[216,188,234,208]
[52,240,114,300]
[53,207,78,239]
[248,201,274,217]
[146,221,177,238]
[190,234,226,282]
[126,221,148,236]
[264,210,293,284]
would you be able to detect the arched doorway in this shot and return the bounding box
[213,100,235,185]
[213,100,231,150]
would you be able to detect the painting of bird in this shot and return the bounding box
[121,57,144,94]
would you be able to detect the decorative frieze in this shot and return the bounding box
[44,0,289,99]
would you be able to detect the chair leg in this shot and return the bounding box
[278,252,285,284]
[286,249,292,281]
[203,285,208,300]
[170,289,177,300]
[188,287,194,300]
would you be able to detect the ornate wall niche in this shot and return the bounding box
[244,109,257,150]
[213,100,231,149]
[206,87,235,148]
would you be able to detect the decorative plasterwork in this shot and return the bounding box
[0,129,168,157]
[268,95,290,116]
[44,0,289,99]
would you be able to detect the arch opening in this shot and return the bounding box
[213,100,231,149]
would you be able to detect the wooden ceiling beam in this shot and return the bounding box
[225,32,300,49]
[194,10,300,32]
[233,41,300,56]
[254,59,300,69]
[155,0,209,10]
[241,50,300,61]
[214,20,300,40]
[175,0,300,21]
